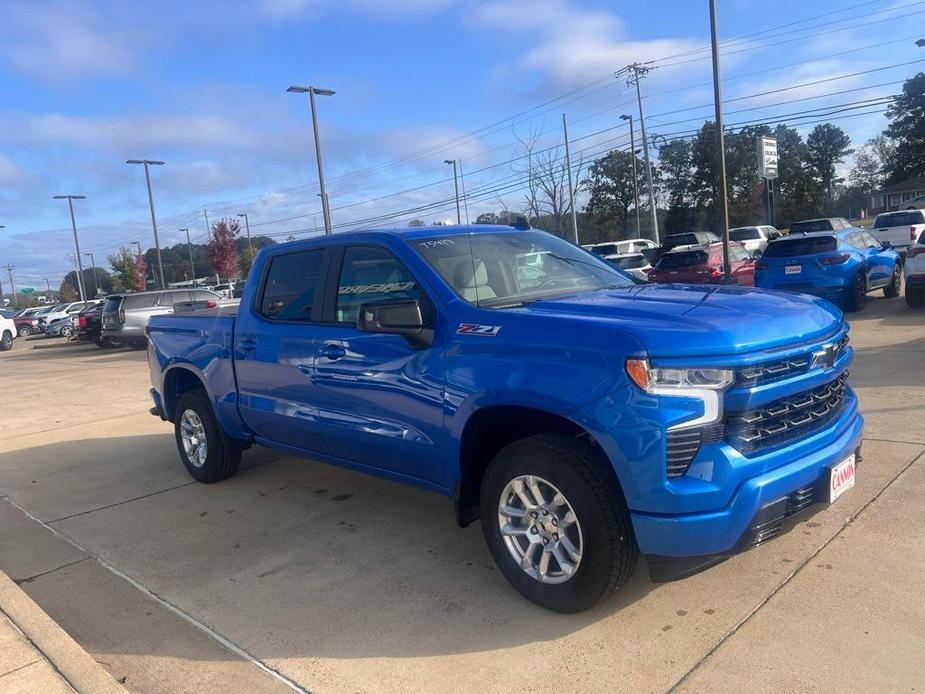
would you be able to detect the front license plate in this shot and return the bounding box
[829,454,856,503]
[785,265,802,275]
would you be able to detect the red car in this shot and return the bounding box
[12,310,41,337]
[648,242,756,286]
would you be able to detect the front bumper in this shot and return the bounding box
[632,403,863,575]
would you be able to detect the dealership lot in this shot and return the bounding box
[0,297,923,693]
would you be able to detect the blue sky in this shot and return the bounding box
[0,0,922,287]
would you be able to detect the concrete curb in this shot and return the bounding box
[0,571,127,693]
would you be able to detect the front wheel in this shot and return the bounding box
[0,331,12,351]
[884,264,902,298]
[480,434,637,613]
[17,326,32,338]
[845,272,867,312]
[174,389,241,482]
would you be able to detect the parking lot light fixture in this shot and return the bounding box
[126,159,166,289]
[287,85,335,235]
[84,252,99,298]
[52,195,87,301]
[236,212,254,260]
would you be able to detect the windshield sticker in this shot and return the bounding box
[419,238,456,248]
[338,282,416,295]
[457,323,502,336]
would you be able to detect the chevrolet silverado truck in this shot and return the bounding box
[147,224,863,612]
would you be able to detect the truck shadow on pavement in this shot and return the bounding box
[0,433,657,662]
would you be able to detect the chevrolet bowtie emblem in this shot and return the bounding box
[811,343,839,370]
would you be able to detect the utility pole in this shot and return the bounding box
[132,241,143,257]
[126,159,166,289]
[52,195,87,301]
[236,212,254,261]
[620,114,642,237]
[620,63,659,244]
[287,85,336,234]
[709,0,734,284]
[444,159,462,225]
[458,160,471,224]
[562,113,580,244]
[3,265,15,308]
[203,207,211,242]
[43,278,51,297]
[181,228,195,281]
[83,252,99,298]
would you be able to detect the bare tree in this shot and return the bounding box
[512,127,585,235]
[512,128,542,221]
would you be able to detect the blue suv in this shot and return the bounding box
[756,227,902,311]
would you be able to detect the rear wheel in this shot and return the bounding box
[480,434,637,613]
[17,326,32,338]
[907,286,925,308]
[0,331,12,351]
[174,389,241,482]
[884,264,902,298]
[845,272,866,312]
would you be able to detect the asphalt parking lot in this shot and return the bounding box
[1,295,923,694]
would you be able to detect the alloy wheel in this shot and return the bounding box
[179,409,208,468]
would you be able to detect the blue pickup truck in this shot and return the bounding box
[147,224,863,612]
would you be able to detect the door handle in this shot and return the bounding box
[321,343,346,360]
[238,337,258,353]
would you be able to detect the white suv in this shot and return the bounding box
[904,230,925,308]
[728,225,782,255]
[0,310,16,351]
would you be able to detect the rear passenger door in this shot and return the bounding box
[309,244,446,484]
[233,247,330,454]
[859,230,892,286]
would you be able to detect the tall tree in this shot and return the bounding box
[848,137,887,196]
[883,71,925,183]
[108,247,136,292]
[584,149,643,243]
[475,212,499,225]
[806,123,853,195]
[132,253,148,292]
[208,218,241,280]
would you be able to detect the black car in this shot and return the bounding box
[74,301,114,347]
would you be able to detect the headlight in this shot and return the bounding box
[626,358,733,393]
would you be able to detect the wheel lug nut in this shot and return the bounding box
[541,509,548,516]
[551,518,558,526]
[542,538,548,545]
[530,511,538,518]
[553,533,558,540]
[530,526,538,534]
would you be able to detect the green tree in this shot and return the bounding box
[583,149,645,243]
[475,212,498,224]
[849,138,886,196]
[108,247,136,292]
[658,138,695,233]
[806,123,853,195]
[883,71,925,183]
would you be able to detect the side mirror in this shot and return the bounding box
[881,240,892,250]
[358,298,433,348]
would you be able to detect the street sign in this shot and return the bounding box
[20,287,34,295]
[758,136,778,180]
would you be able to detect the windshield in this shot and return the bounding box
[764,236,837,257]
[656,250,708,268]
[874,211,924,227]
[414,230,633,308]
[790,220,834,234]
[730,228,761,241]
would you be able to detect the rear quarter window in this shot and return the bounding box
[764,236,837,256]
[122,294,158,309]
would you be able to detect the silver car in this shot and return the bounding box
[100,289,219,349]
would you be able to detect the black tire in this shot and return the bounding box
[480,434,637,613]
[17,326,32,338]
[0,331,12,352]
[907,286,925,309]
[174,389,241,482]
[884,264,902,298]
[845,272,866,312]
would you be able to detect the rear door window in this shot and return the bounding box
[764,236,838,256]
[259,249,325,320]
[122,293,158,310]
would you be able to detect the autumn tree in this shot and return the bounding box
[132,252,148,291]
[208,218,241,280]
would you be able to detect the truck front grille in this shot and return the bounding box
[725,373,850,456]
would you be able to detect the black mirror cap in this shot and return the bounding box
[357,299,434,348]
[881,240,892,250]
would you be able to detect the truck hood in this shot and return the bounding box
[521,283,842,357]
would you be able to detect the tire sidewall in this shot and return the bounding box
[846,272,866,311]
[0,332,12,351]
[174,390,226,482]
[480,437,627,612]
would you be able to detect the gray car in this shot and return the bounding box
[101,289,219,349]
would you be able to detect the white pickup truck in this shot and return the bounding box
[870,209,925,257]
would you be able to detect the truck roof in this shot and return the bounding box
[283,224,532,247]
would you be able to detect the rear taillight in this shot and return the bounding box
[820,253,851,265]
[908,246,925,258]
[206,301,217,308]
[79,316,87,327]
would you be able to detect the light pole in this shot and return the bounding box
[181,228,195,282]
[236,212,254,262]
[562,114,580,244]
[126,159,166,288]
[52,195,87,301]
[621,63,660,243]
[83,252,99,298]
[3,264,15,308]
[287,85,335,235]
[620,114,641,237]
[709,0,734,284]
[43,278,51,297]
[444,159,462,225]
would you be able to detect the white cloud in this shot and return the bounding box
[0,155,30,187]
[0,1,136,80]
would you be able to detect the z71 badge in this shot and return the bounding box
[457,323,502,336]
